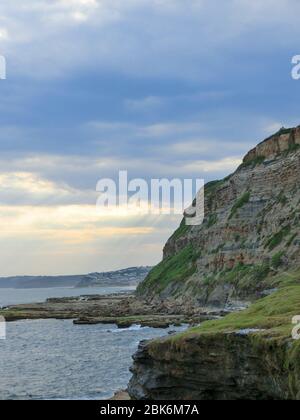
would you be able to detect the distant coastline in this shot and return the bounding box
[0,266,152,289]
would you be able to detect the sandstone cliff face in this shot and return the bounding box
[243,126,300,163]
[138,127,300,309]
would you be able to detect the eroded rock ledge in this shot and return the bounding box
[128,330,298,400]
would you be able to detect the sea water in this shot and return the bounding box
[0,287,185,400]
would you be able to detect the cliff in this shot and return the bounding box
[129,274,300,400]
[129,126,300,400]
[137,126,300,309]
[243,126,300,163]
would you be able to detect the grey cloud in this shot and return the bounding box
[1,0,300,80]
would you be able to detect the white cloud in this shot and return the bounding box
[183,156,242,173]
[0,27,9,40]
[0,204,155,242]
[0,202,179,276]
[0,170,95,205]
[2,0,297,276]
[168,139,251,157]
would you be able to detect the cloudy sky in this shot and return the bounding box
[0,0,300,276]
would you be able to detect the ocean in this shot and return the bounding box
[0,286,137,308]
[0,287,185,400]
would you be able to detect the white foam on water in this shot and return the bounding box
[108,324,146,333]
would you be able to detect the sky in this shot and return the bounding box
[0,0,300,276]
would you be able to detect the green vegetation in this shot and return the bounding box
[144,269,300,348]
[277,191,288,206]
[197,261,272,297]
[154,270,300,399]
[168,270,300,341]
[205,180,224,210]
[240,128,300,170]
[277,127,293,136]
[287,233,297,247]
[211,256,294,294]
[271,251,284,269]
[290,143,300,152]
[274,127,293,136]
[169,218,190,241]
[137,244,199,295]
[267,268,300,289]
[283,143,300,156]
[265,225,291,250]
[270,141,300,160]
[207,213,218,228]
[205,179,223,195]
[229,192,251,219]
[264,127,293,142]
[251,262,270,282]
[240,155,266,169]
[220,263,252,284]
[182,284,300,338]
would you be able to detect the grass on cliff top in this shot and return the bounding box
[172,270,300,340]
[263,126,293,142]
[190,286,300,337]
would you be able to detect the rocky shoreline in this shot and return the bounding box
[0,292,225,329]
